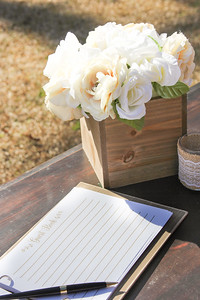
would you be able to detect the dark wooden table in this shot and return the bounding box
[1,83,200,299]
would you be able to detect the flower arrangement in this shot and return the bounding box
[43,22,195,130]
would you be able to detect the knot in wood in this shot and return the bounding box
[131,130,137,136]
[123,151,135,163]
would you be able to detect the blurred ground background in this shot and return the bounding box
[0,0,200,185]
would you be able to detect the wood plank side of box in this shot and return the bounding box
[80,95,187,188]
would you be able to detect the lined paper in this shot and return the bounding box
[0,185,172,299]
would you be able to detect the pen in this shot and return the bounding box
[0,282,117,299]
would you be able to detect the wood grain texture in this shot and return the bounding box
[135,240,200,300]
[80,116,110,187]
[81,96,187,188]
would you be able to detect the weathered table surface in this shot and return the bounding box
[0,83,200,299]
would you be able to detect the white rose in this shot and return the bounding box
[72,49,127,121]
[44,32,82,79]
[45,99,82,121]
[124,22,159,43]
[43,32,85,121]
[86,22,159,62]
[106,28,164,68]
[139,52,181,86]
[123,23,167,49]
[124,22,155,32]
[44,80,82,121]
[162,32,195,86]
[116,64,152,120]
[86,22,123,50]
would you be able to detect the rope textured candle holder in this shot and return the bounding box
[177,133,200,191]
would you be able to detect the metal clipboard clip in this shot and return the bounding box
[0,275,71,300]
[0,275,70,299]
[0,275,33,299]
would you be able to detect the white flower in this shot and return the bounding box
[139,52,181,86]
[162,32,195,86]
[43,23,195,124]
[86,22,123,50]
[124,22,162,42]
[116,33,159,67]
[43,32,85,121]
[45,99,83,121]
[72,48,127,121]
[116,64,152,120]
[44,32,82,79]
[124,22,156,32]
[44,80,83,121]
[123,22,167,49]
[101,26,163,69]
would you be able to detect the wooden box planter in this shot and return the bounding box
[80,95,187,188]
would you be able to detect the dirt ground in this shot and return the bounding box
[0,0,200,185]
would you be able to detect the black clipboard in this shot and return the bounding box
[108,192,188,299]
[0,182,187,300]
[76,183,187,300]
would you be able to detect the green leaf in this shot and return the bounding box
[38,87,45,98]
[112,100,145,131]
[118,117,145,131]
[152,81,189,99]
[71,120,80,131]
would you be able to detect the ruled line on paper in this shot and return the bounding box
[53,204,122,286]
[82,215,157,300]
[48,201,129,286]
[85,212,146,282]
[94,213,149,282]
[123,231,154,274]
[104,215,155,280]
[13,198,87,275]
[78,214,156,299]
[32,200,102,284]
[66,209,135,285]
[40,201,111,286]
[77,211,141,283]
[16,198,95,279]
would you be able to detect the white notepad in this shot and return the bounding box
[0,183,172,299]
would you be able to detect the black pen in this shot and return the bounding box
[0,282,117,299]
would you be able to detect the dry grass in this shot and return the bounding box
[0,0,200,184]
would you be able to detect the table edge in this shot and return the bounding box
[0,144,83,191]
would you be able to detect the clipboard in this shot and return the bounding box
[77,183,188,299]
[0,182,187,299]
